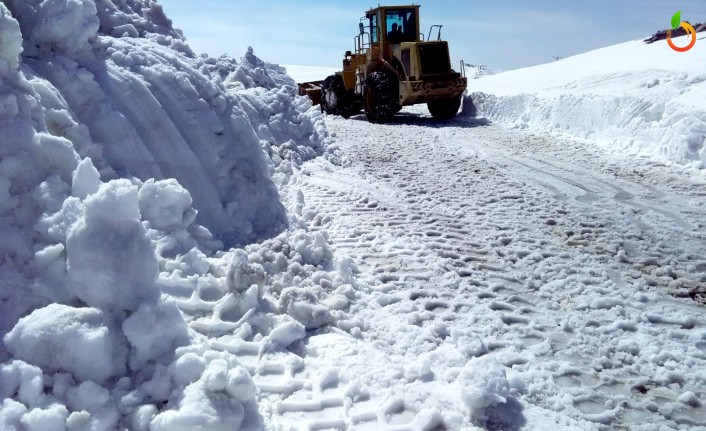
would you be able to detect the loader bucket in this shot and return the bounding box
[298,80,323,106]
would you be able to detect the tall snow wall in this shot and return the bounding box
[2,0,288,248]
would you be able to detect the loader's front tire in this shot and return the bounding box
[364,72,398,124]
[428,95,462,120]
[321,74,358,119]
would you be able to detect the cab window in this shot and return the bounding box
[385,9,417,43]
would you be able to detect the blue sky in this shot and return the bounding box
[158,0,706,70]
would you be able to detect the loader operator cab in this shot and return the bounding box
[367,7,419,45]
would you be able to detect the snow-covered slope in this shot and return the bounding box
[466,36,706,167]
[463,64,503,79]
[0,1,343,429]
[6,0,290,247]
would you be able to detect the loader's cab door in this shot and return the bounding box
[369,12,379,44]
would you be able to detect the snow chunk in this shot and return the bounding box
[71,157,101,199]
[34,133,81,181]
[149,382,244,431]
[150,355,258,431]
[267,320,306,349]
[279,287,333,330]
[0,93,19,118]
[83,178,139,223]
[457,357,510,415]
[138,179,193,230]
[292,231,332,267]
[3,304,127,383]
[225,366,257,404]
[0,399,27,430]
[0,360,44,407]
[66,380,110,412]
[20,404,69,431]
[0,4,22,73]
[451,328,488,358]
[31,0,99,57]
[66,179,160,311]
[131,405,158,431]
[201,358,228,392]
[94,0,187,48]
[403,357,434,382]
[122,300,189,370]
[169,352,206,387]
[225,249,265,293]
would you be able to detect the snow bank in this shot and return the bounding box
[3,0,291,246]
[463,64,503,80]
[466,36,706,167]
[1,0,340,429]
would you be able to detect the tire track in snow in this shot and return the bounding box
[286,110,706,430]
[455,136,694,232]
[445,120,706,300]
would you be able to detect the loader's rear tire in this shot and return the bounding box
[428,95,462,120]
[364,72,398,124]
[321,74,358,119]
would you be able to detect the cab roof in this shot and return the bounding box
[365,4,420,17]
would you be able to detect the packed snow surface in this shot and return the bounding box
[2,1,706,431]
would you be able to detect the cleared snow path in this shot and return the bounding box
[273,108,706,430]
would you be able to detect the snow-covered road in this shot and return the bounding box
[272,108,706,430]
[4,2,706,429]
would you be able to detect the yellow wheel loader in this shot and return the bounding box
[298,5,467,123]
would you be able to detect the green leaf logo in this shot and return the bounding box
[671,11,682,30]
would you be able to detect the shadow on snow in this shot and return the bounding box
[346,110,491,129]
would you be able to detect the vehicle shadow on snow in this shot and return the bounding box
[346,94,490,128]
[348,110,491,129]
[477,397,527,431]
